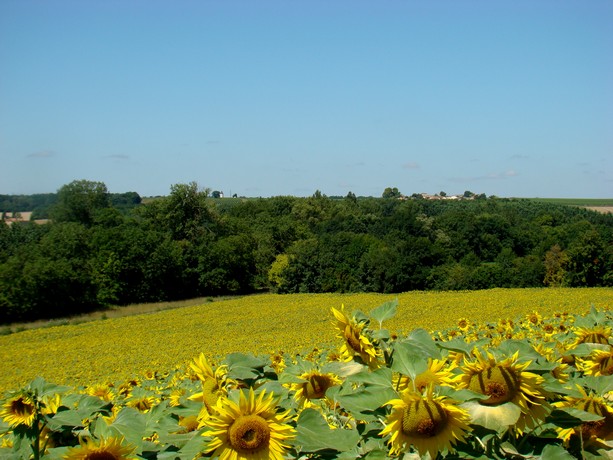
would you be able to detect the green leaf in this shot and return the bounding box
[496,340,542,362]
[369,300,398,325]
[46,409,85,429]
[333,368,396,418]
[390,342,429,381]
[225,353,266,380]
[106,407,147,451]
[157,432,207,460]
[462,401,521,432]
[436,337,474,355]
[567,343,610,357]
[27,377,71,398]
[295,408,360,452]
[540,443,577,460]
[546,408,604,428]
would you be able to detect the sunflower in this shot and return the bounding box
[269,352,286,374]
[457,317,471,332]
[201,388,295,460]
[86,383,114,402]
[554,386,613,445]
[169,388,186,407]
[457,349,549,431]
[177,415,200,433]
[525,311,543,326]
[380,387,471,458]
[571,325,612,347]
[0,392,37,428]
[331,305,381,368]
[189,353,231,415]
[127,395,157,412]
[290,370,342,408]
[63,436,136,460]
[394,358,456,394]
[580,346,613,376]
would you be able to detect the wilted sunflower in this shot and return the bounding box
[380,387,471,458]
[457,349,549,431]
[201,388,295,460]
[580,346,613,376]
[63,436,136,460]
[290,370,342,408]
[331,305,381,368]
[554,386,613,445]
[0,392,37,428]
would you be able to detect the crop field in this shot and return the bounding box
[2,287,613,459]
[1,287,612,393]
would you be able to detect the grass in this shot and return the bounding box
[0,296,236,334]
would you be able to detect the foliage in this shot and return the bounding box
[1,181,612,323]
[2,301,613,459]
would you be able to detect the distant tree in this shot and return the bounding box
[164,182,214,241]
[543,244,568,287]
[463,190,474,198]
[51,180,110,226]
[382,187,402,199]
[439,191,447,197]
[212,191,222,198]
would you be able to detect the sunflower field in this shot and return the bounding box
[1,289,613,459]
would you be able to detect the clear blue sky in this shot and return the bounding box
[1,0,612,198]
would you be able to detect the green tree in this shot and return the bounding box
[51,180,109,225]
[382,187,402,199]
[51,180,110,226]
[164,182,215,241]
[543,244,568,287]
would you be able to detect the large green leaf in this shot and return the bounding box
[540,443,578,460]
[105,407,147,450]
[390,342,429,381]
[295,408,360,453]
[462,401,521,432]
[369,300,398,326]
[546,408,604,429]
[225,353,266,380]
[332,368,396,417]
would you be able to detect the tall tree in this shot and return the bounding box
[51,180,110,226]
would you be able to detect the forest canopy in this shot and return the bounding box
[0,180,611,323]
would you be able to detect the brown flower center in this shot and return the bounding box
[345,325,363,353]
[84,453,119,460]
[305,374,334,400]
[468,365,519,406]
[12,398,34,417]
[401,400,448,439]
[228,415,271,453]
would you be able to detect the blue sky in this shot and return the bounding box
[1,1,612,198]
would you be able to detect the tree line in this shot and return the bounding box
[0,180,611,323]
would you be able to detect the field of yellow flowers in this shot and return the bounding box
[1,288,612,394]
[1,287,613,459]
